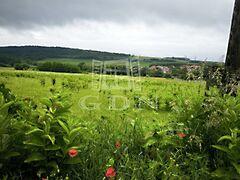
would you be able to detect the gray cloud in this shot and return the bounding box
[0,0,235,30]
[0,0,235,60]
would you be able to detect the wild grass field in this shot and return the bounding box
[0,68,240,179]
[0,68,204,122]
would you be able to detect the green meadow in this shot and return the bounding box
[0,68,205,123]
[1,68,240,179]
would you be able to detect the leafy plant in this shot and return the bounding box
[0,93,20,176]
[20,91,85,178]
[212,129,240,179]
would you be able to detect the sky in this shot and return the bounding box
[0,0,235,61]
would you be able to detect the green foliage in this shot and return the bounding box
[212,129,240,178]
[0,86,85,178]
[14,63,30,70]
[0,83,16,102]
[20,92,85,178]
[38,62,80,73]
[78,62,91,72]
[0,93,18,169]
[148,69,164,77]
[173,86,240,179]
[0,54,20,67]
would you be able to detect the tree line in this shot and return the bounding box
[0,46,131,67]
[37,62,91,73]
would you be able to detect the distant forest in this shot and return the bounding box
[0,46,132,66]
[0,46,221,72]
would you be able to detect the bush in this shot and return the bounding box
[0,86,85,179]
[173,87,240,178]
[14,63,30,70]
[38,62,80,73]
[212,129,240,179]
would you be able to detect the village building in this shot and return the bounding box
[149,65,171,74]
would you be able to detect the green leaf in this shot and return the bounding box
[47,161,59,171]
[232,162,240,175]
[211,168,234,178]
[4,152,21,159]
[69,145,82,150]
[45,144,61,151]
[63,136,70,145]
[212,145,230,154]
[218,135,233,143]
[106,158,115,167]
[42,135,55,144]
[24,152,46,163]
[55,107,70,115]
[229,110,237,121]
[235,104,240,110]
[56,151,64,158]
[0,101,13,113]
[43,120,50,133]
[69,127,82,141]
[64,157,81,165]
[231,129,240,134]
[23,137,45,147]
[25,128,44,135]
[144,137,157,148]
[229,143,236,150]
[45,113,54,120]
[58,120,69,134]
[41,98,52,107]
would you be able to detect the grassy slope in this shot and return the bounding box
[0,68,205,131]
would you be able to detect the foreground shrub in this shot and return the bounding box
[212,129,240,179]
[0,86,85,179]
[173,87,240,178]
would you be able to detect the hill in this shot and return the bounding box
[0,46,132,66]
[0,46,221,68]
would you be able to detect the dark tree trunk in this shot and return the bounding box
[226,0,240,72]
[217,0,240,96]
[203,1,240,95]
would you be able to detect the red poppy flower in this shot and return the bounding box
[41,176,47,180]
[105,166,116,178]
[115,140,121,149]
[177,132,186,138]
[68,148,78,158]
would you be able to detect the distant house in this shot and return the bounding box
[149,65,158,71]
[180,65,200,72]
[159,66,171,74]
[149,65,171,74]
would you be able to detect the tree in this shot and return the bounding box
[14,63,30,70]
[225,0,240,72]
[38,62,80,73]
[78,62,89,72]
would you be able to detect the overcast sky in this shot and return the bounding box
[0,0,235,61]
